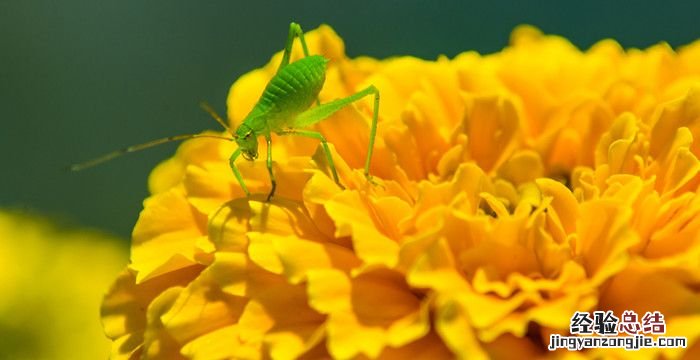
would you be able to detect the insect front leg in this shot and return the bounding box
[229,148,251,197]
[277,22,312,72]
[277,129,343,188]
[265,134,277,201]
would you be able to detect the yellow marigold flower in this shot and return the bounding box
[102,25,700,359]
[0,211,127,360]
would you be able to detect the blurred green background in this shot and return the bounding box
[2,0,700,241]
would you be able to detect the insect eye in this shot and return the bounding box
[244,133,251,139]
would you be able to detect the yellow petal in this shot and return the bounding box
[461,93,522,173]
[160,265,247,346]
[181,325,255,360]
[140,287,187,360]
[650,86,700,161]
[435,297,488,360]
[307,268,426,358]
[271,234,361,283]
[325,191,401,267]
[102,266,204,358]
[131,187,207,283]
[574,200,638,285]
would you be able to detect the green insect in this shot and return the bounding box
[71,22,380,201]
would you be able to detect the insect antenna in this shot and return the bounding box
[199,101,232,133]
[69,133,233,172]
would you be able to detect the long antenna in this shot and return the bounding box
[199,101,232,133]
[70,102,235,171]
[69,133,232,171]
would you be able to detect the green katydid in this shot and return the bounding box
[71,22,380,201]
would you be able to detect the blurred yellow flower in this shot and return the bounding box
[102,25,700,359]
[0,211,127,360]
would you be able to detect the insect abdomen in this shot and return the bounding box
[257,55,328,124]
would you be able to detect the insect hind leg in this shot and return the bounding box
[291,85,380,180]
[278,22,312,71]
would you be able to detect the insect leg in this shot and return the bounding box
[229,148,250,197]
[291,85,380,180]
[265,134,277,201]
[278,22,312,72]
[364,86,380,180]
[278,129,342,187]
